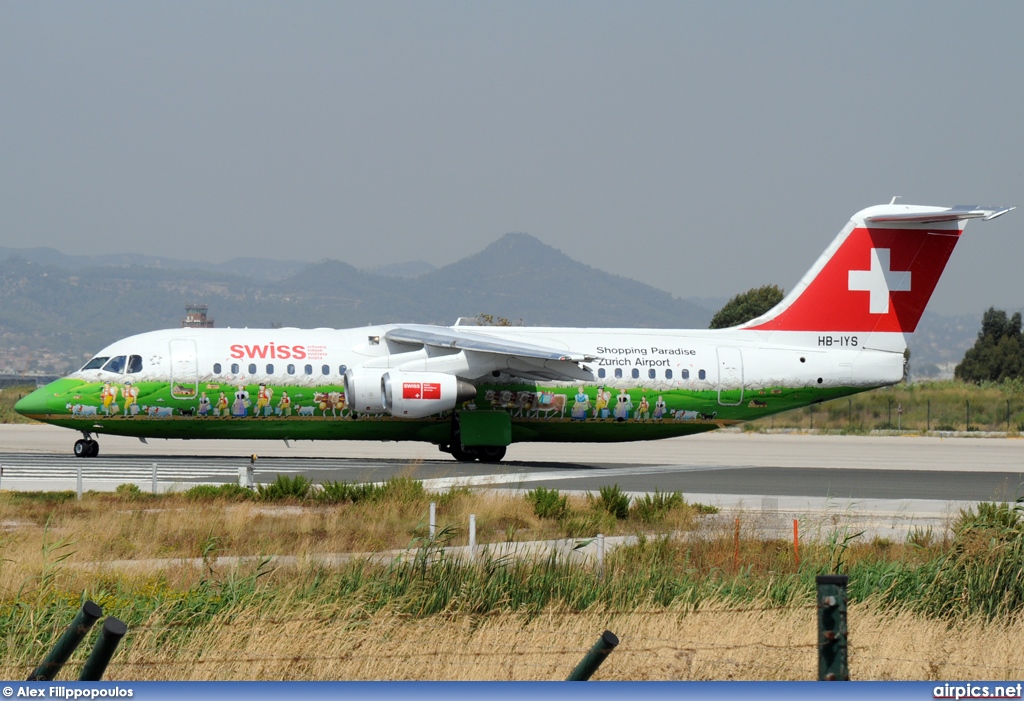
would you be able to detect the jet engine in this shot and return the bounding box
[381,371,476,419]
[343,367,389,414]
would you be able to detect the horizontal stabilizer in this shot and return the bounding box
[865,205,1015,224]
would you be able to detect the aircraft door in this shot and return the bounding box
[716,347,744,406]
[169,339,199,400]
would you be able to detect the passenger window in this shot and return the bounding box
[214,363,222,374]
[81,357,109,371]
[665,369,673,380]
[287,364,295,375]
[304,364,313,375]
[698,369,706,380]
[322,364,330,375]
[248,363,257,375]
[339,365,347,375]
[598,368,606,379]
[631,368,640,379]
[682,369,689,380]
[231,363,239,374]
[266,364,274,374]
[648,369,656,379]
[127,355,143,373]
[614,368,622,379]
[102,356,126,373]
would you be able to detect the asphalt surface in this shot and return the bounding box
[1,424,1022,503]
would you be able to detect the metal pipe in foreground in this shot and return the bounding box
[566,630,619,681]
[79,616,128,681]
[28,600,103,681]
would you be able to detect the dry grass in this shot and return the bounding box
[3,490,1023,680]
[5,595,1023,680]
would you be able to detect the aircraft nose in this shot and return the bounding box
[14,386,50,417]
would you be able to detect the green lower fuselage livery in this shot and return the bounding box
[15,203,1014,461]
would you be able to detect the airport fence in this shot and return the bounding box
[747,396,1024,433]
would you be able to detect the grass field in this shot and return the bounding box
[0,385,36,424]
[2,483,1024,680]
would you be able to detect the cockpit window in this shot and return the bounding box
[127,355,143,373]
[81,357,109,371]
[102,356,127,373]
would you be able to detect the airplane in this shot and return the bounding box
[14,202,1013,461]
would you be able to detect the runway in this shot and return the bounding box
[2,425,1023,516]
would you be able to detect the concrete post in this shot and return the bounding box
[76,463,82,501]
[468,514,476,562]
[429,502,436,540]
[151,463,158,495]
[596,534,605,580]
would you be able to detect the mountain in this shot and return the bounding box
[0,235,715,375]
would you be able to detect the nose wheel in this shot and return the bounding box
[74,435,99,458]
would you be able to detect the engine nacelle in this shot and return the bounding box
[382,371,476,419]
[344,367,389,414]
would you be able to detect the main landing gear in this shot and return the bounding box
[444,413,507,463]
[449,443,507,464]
[74,432,99,458]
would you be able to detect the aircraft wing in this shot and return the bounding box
[384,325,597,382]
[866,205,1015,224]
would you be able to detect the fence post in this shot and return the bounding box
[28,600,103,681]
[596,533,605,581]
[429,501,436,540]
[733,518,740,572]
[468,514,476,563]
[566,630,619,681]
[78,617,127,681]
[1008,399,1011,431]
[151,463,158,495]
[966,400,970,431]
[848,399,852,426]
[76,463,83,501]
[793,519,800,568]
[816,575,849,681]
[887,399,892,429]
[927,399,931,432]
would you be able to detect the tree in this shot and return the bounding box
[955,307,1024,383]
[709,285,784,329]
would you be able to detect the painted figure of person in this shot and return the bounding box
[637,394,650,422]
[277,391,292,417]
[614,389,632,421]
[232,385,250,418]
[214,392,229,418]
[254,383,273,417]
[593,386,608,420]
[571,387,590,421]
[101,382,118,416]
[653,395,667,420]
[198,392,211,417]
[122,381,138,417]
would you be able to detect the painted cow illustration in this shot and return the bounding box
[66,403,98,417]
[296,405,316,416]
[530,392,567,419]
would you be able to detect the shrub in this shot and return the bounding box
[526,487,568,520]
[595,484,630,520]
[114,483,144,501]
[257,474,312,501]
[630,488,684,523]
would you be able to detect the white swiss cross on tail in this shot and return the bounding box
[847,248,911,314]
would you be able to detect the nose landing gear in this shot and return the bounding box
[74,432,99,458]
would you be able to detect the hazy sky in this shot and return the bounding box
[1,2,1021,316]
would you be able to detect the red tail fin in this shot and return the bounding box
[743,205,1012,334]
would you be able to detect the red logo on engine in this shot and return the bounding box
[422,382,441,399]
[402,382,441,400]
